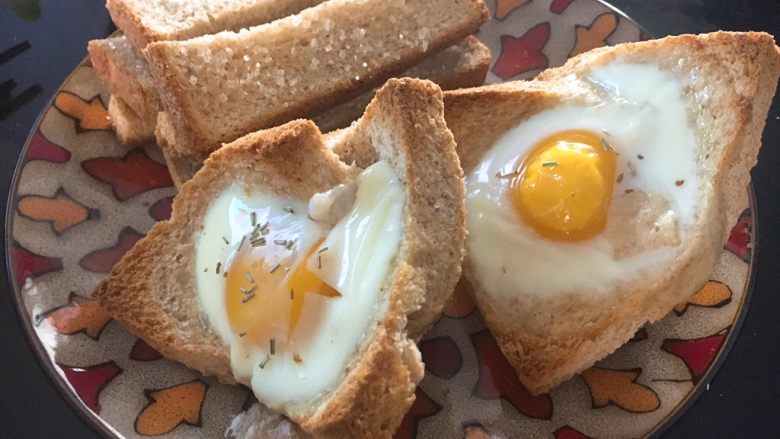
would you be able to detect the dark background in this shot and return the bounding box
[1,0,779,437]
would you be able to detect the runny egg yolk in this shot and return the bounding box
[225,239,339,347]
[509,129,617,241]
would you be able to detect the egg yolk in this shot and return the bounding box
[225,238,339,347]
[509,129,617,241]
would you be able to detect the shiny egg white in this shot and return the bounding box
[466,63,699,298]
[195,160,404,408]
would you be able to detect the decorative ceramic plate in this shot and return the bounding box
[6,0,756,438]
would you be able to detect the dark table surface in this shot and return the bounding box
[1,0,779,437]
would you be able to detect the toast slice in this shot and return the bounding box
[89,35,162,139]
[93,78,466,437]
[155,36,490,185]
[144,0,489,158]
[313,35,491,132]
[107,96,156,145]
[91,34,489,147]
[442,31,780,394]
[400,32,774,395]
[154,111,204,188]
[107,0,327,52]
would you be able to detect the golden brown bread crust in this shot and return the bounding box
[108,96,156,145]
[94,78,465,437]
[324,78,467,339]
[443,31,780,394]
[88,37,162,126]
[143,0,489,157]
[313,36,492,132]
[106,0,151,53]
[154,111,204,188]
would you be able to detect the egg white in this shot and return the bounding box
[195,160,405,408]
[466,63,699,297]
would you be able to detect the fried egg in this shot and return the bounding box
[195,160,404,408]
[466,63,699,296]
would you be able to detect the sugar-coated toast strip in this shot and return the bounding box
[107,0,327,52]
[89,36,162,132]
[91,34,489,146]
[108,95,156,145]
[313,36,491,132]
[144,0,489,158]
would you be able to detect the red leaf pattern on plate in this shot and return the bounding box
[149,196,174,221]
[420,336,463,378]
[25,132,70,163]
[394,388,442,439]
[130,339,163,361]
[471,330,553,419]
[82,148,173,201]
[59,361,122,414]
[492,22,551,80]
[79,227,144,273]
[12,242,62,284]
[725,209,751,262]
[662,331,727,383]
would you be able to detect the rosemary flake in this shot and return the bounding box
[238,235,246,250]
[274,239,287,246]
[600,137,616,154]
[285,240,295,250]
[283,205,295,214]
[239,332,246,338]
[318,247,329,254]
[616,173,624,184]
[625,189,635,194]
[222,236,229,245]
[317,254,322,269]
[251,237,266,247]
[637,154,645,160]
[269,263,281,274]
[542,161,559,168]
[270,338,276,355]
[495,171,520,179]
[290,289,295,300]
[250,211,257,226]
[216,262,222,274]
[242,292,256,303]
[244,271,254,283]
[627,161,637,177]
[258,355,270,369]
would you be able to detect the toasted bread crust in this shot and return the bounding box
[325,79,467,339]
[443,31,780,394]
[88,37,162,126]
[297,79,465,438]
[106,0,152,53]
[144,0,489,156]
[107,0,326,51]
[108,96,156,145]
[94,79,465,437]
[312,36,491,132]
